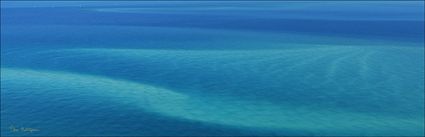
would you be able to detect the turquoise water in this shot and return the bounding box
[1,1,424,136]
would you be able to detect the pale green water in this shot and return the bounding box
[1,1,424,136]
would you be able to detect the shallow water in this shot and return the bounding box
[1,1,424,136]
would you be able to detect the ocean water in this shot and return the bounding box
[1,1,424,136]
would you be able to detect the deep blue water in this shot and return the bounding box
[1,1,424,136]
